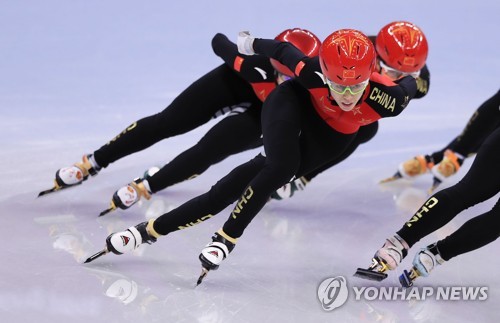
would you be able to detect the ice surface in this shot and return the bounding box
[0,1,499,322]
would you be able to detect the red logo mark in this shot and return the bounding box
[121,235,130,246]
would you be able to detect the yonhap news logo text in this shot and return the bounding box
[317,276,488,311]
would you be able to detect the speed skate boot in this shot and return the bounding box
[39,154,101,197]
[400,243,445,287]
[355,234,409,281]
[105,219,158,255]
[270,176,309,200]
[380,155,434,183]
[428,150,464,194]
[99,178,152,216]
[196,230,236,285]
[84,219,161,263]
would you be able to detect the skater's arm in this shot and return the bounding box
[445,90,500,157]
[237,31,311,77]
[252,38,309,77]
[212,33,275,84]
[366,73,418,118]
[212,33,240,64]
[414,64,430,99]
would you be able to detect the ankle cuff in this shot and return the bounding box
[394,234,410,250]
[142,179,152,195]
[146,219,162,238]
[429,243,446,264]
[88,154,101,170]
[217,228,237,244]
[131,180,151,200]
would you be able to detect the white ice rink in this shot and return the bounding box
[1,1,499,322]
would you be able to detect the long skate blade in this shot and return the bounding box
[354,268,388,281]
[196,268,209,286]
[37,180,79,198]
[98,201,117,217]
[37,187,59,197]
[99,207,115,217]
[84,248,109,263]
[379,172,402,184]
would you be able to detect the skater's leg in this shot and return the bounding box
[357,127,500,281]
[400,199,500,287]
[436,196,500,260]
[440,89,500,159]
[47,65,259,193]
[102,154,266,257]
[151,154,266,235]
[271,121,378,200]
[148,107,262,192]
[397,127,500,248]
[92,64,258,167]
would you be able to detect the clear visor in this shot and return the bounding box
[379,60,420,80]
[325,78,369,95]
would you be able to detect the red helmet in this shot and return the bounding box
[271,28,321,77]
[319,29,376,86]
[376,21,428,73]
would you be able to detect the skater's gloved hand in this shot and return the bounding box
[237,31,255,55]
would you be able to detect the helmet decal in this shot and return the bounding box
[388,24,422,47]
[331,32,372,58]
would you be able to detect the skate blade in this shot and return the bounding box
[196,268,209,286]
[37,180,81,197]
[379,172,402,184]
[354,268,388,281]
[83,248,109,263]
[98,201,117,217]
[37,180,63,197]
[37,187,59,197]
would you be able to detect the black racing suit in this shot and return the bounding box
[151,36,417,240]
